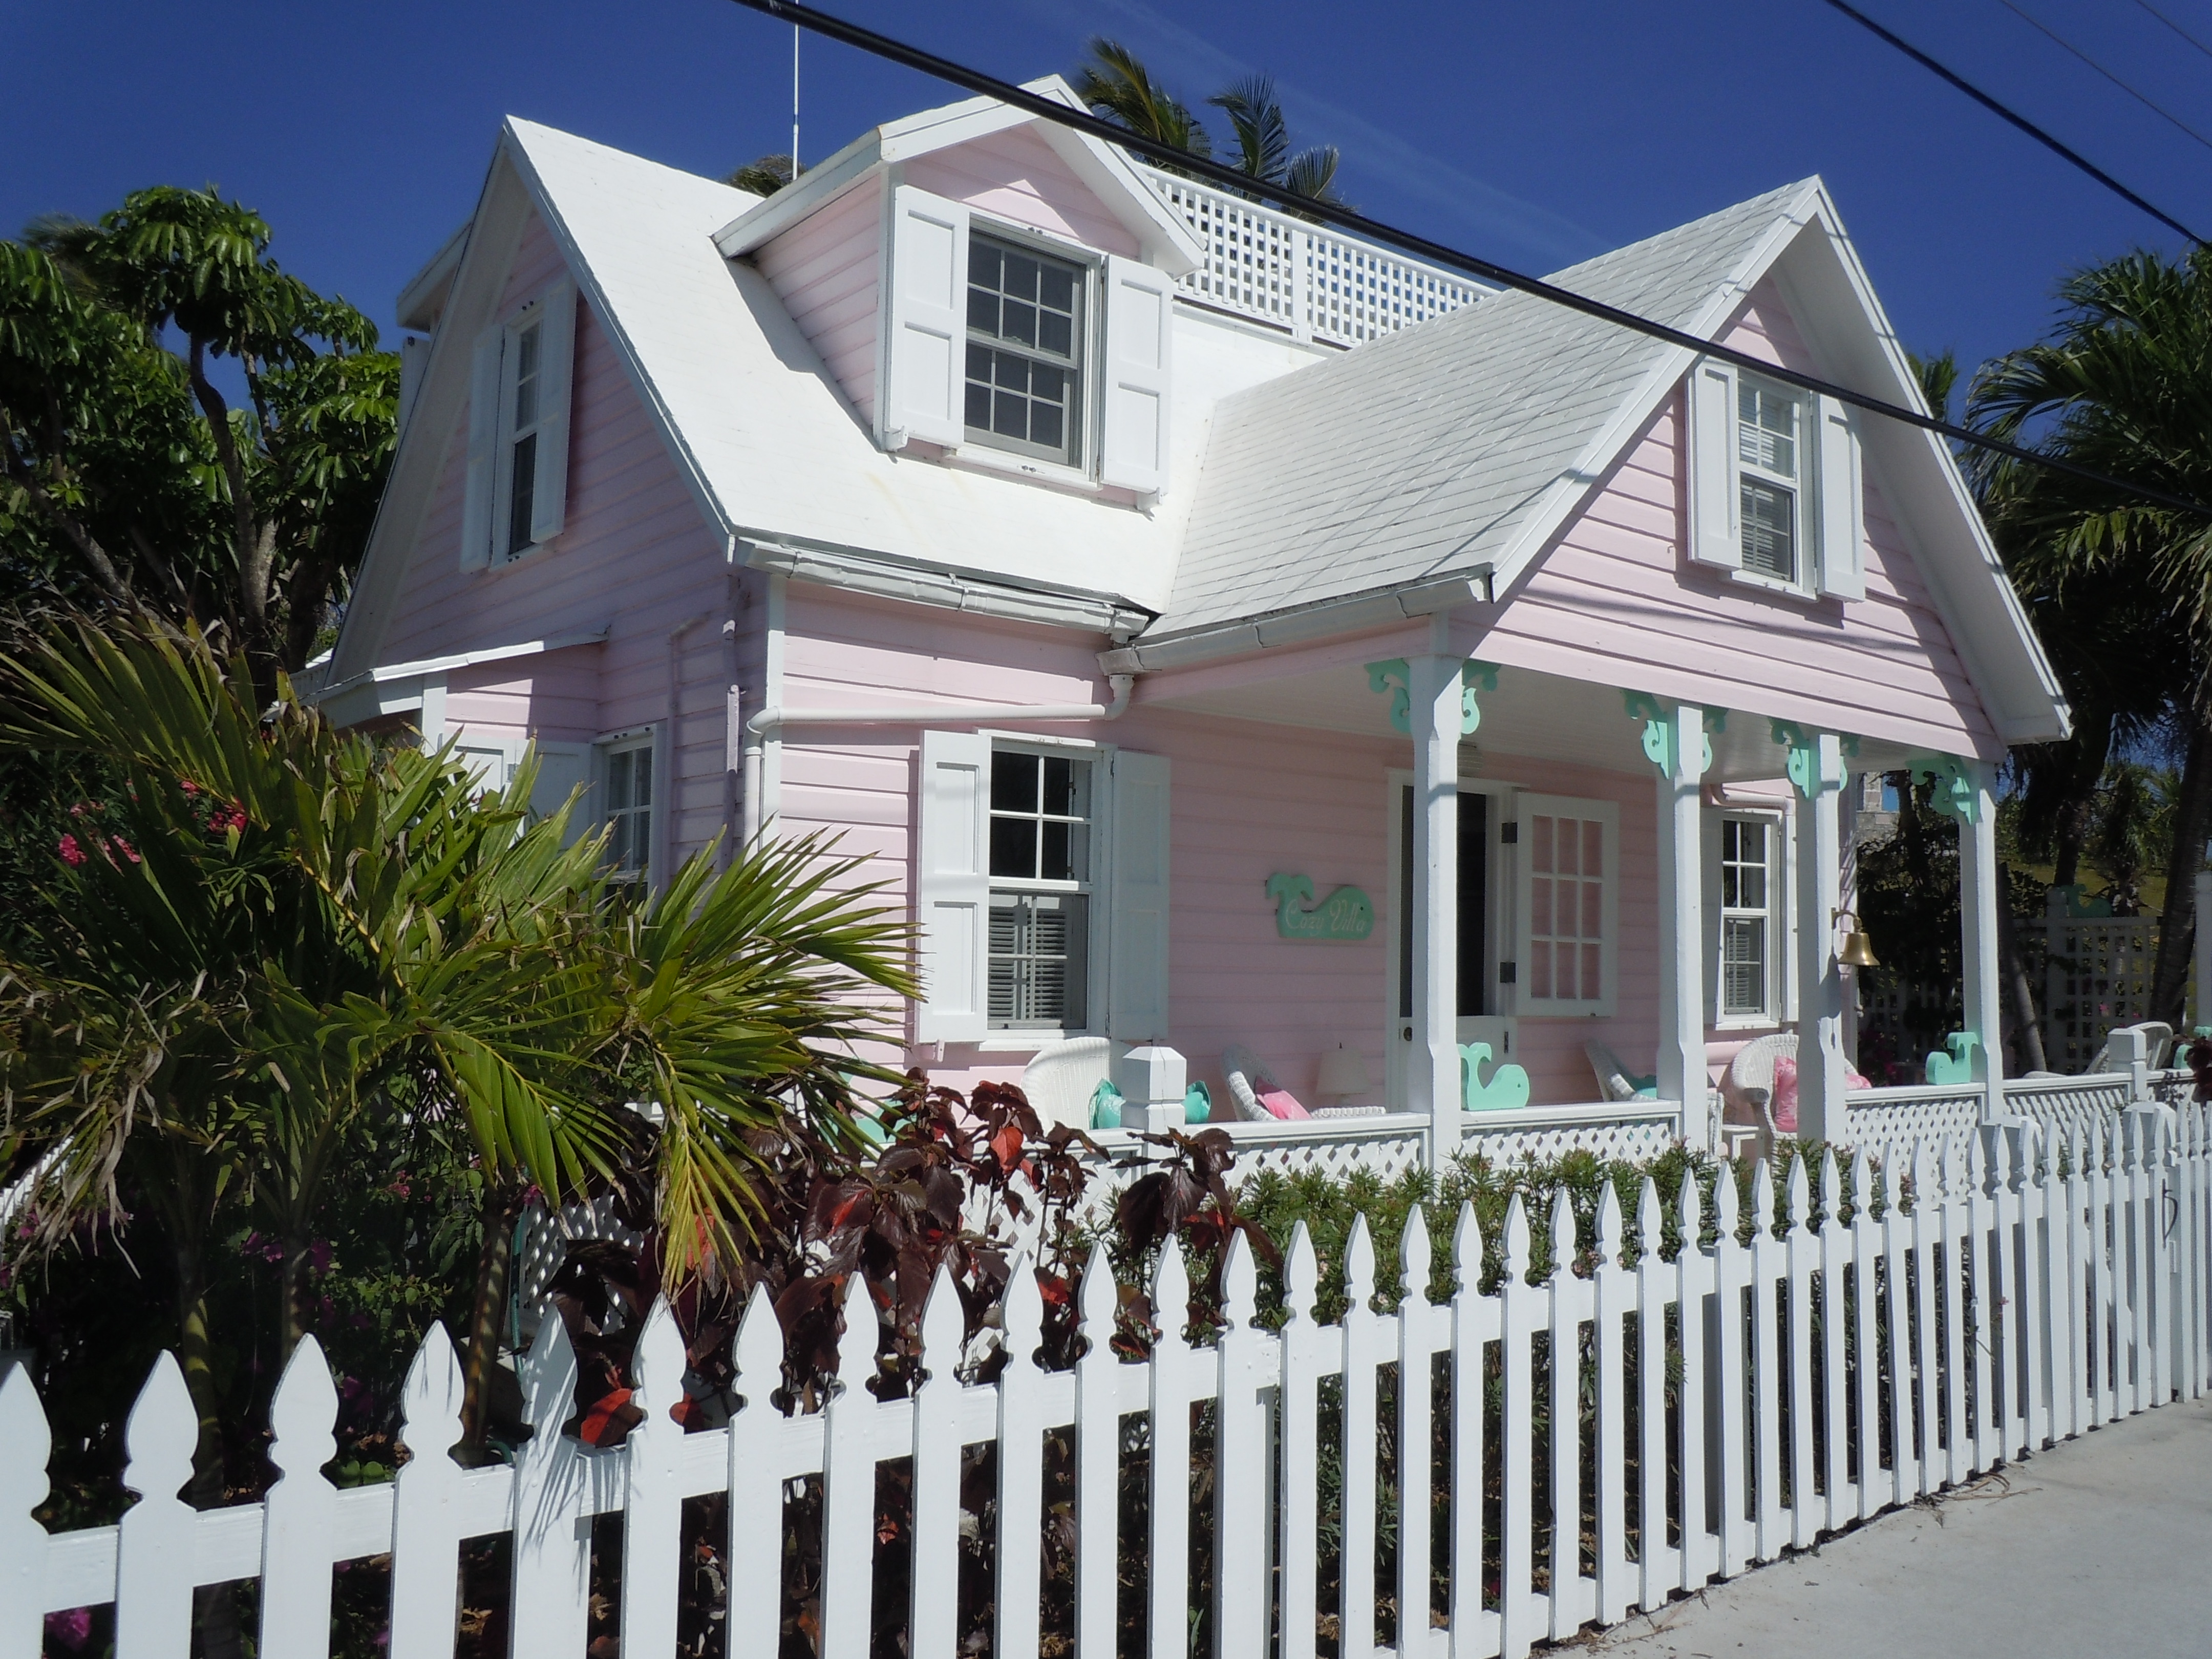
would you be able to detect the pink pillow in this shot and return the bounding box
[1845,1069,1873,1091]
[1258,1088,1310,1121]
[1770,1056,1799,1133]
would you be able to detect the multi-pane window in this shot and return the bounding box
[987,748,1091,1029]
[1737,376,1801,581]
[966,235,1084,465]
[1525,811,1606,1005]
[504,320,545,559]
[604,738,652,882]
[1719,815,1776,1019]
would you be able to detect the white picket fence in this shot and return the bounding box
[12,1103,2212,1659]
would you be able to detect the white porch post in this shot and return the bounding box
[1957,760,2008,1120]
[1409,650,1462,1165]
[1653,703,1709,1141]
[1790,731,1847,1143]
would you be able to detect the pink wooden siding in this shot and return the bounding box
[1472,278,1998,759]
[903,124,1141,258]
[776,586,1663,1108]
[754,183,883,428]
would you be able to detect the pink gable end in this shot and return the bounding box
[901,123,1142,258]
[1476,276,1999,758]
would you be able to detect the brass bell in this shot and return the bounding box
[1835,909,1880,969]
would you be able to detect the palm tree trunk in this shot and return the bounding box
[2152,718,2212,1025]
[458,1182,527,1461]
[280,1237,314,1357]
[1997,865,2050,1073]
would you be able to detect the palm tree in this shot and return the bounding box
[1209,74,1348,208]
[1072,39,1212,163]
[1968,248,2212,1023]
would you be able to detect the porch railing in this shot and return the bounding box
[1138,163,1488,347]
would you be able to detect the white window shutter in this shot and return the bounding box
[527,740,594,843]
[1815,394,1865,600]
[1099,255,1175,497]
[528,281,578,545]
[914,730,992,1042]
[1687,358,1739,570]
[461,330,502,570]
[881,186,970,451]
[1106,748,1172,1040]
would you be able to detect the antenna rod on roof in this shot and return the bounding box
[791,22,801,172]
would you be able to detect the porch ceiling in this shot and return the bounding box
[1147,658,1929,783]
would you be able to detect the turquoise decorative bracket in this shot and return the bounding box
[1266,873,1376,941]
[1770,720,1826,799]
[2052,882,2113,919]
[1623,692,1720,777]
[1367,658,1497,737]
[1907,754,1980,824]
[1924,1030,1982,1086]
[1460,1042,1532,1112]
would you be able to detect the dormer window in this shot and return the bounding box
[965,235,1086,466]
[1735,376,1801,582]
[1687,355,1866,601]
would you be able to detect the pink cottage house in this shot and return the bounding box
[315,79,2067,1166]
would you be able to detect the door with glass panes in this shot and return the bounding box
[1387,783,1512,1109]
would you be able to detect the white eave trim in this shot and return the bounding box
[396,220,473,333]
[711,133,883,258]
[312,627,609,727]
[1101,568,1495,674]
[736,534,1154,636]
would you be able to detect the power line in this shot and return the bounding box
[728,0,2212,521]
[1815,0,2208,247]
[1998,0,2212,157]
[2133,0,2212,65]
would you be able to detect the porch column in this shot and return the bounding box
[1409,650,1462,1164]
[1652,703,1709,1138]
[1784,728,1847,1142]
[1956,760,2008,1120]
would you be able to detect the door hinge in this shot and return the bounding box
[1499,962,1517,984]
[1500,822,1518,843]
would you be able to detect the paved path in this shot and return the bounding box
[1581,1397,2212,1658]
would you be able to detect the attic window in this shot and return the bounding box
[1736,376,1801,582]
[965,235,1084,466]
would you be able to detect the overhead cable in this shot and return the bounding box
[1997,0,2212,157]
[2133,0,2212,66]
[1817,0,2208,246]
[727,0,2212,520]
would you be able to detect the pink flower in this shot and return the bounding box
[110,837,139,864]
[57,834,83,866]
[45,1607,91,1651]
[179,778,199,796]
[68,802,86,818]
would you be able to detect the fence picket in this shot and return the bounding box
[620,1301,687,1659]
[1936,1143,1970,1486]
[259,1337,341,1659]
[1393,1209,1436,1657]
[725,1285,784,1659]
[1545,1190,1588,1640]
[1816,1153,1851,1532]
[0,1361,51,1659]
[1747,1163,1785,1562]
[1495,1197,1538,1659]
[508,1315,589,1659]
[1147,1238,1196,1659]
[819,1275,881,1659]
[1965,1136,1998,1467]
[1279,1225,1325,1659]
[115,1353,197,1659]
[1590,1184,1630,1625]
[388,1325,466,1659]
[1909,1142,1942,1497]
[1215,1233,1269,1659]
[1339,1217,1382,1659]
[1448,1203,1499,1657]
[1672,1169,1713,1593]
[994,1258,1046,1659]
[1782,1158,1817,1550]
[1072,1243,1119,1659]
[910,1267,965,1659]
[1878,1151,1917,1498]
[1631,1179,1674,1609]
[1709,1170,1751,1577]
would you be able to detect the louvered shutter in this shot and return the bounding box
[1099,256,1175,497]
[528,281,578,545]
[1815,394,1865,600]
[1687,358,1740,570]
[461,330,502,570]
[881,186,970,451]
[915,730,992,1041]
[1106,748,1172,1040]
[1513,794,1619,1018]
[527,740,594,844]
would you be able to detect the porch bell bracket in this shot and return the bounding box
[1368,658,1497,736]
[1907,754,1980,824]
[1770,720,1851,799]
[1622,691,1718,778]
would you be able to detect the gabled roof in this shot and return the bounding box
[1153,179,2069,744]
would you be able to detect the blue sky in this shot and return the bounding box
[8,0,2212,393]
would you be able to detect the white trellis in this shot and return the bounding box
[13,1104,2212,1659]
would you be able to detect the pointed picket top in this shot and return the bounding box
[1502,1193,1532,1282]
[1876,1148,1900,1213]
[1819,1148,1842,1227]
[1548,1186,1577,1280]
[1940,1136,1962,1202]
[1001,1253,1045,1372]
[268,1334,339,1487]
[1152,1233,1191,1338]
[1596,1179,1624,1269]
[1635,1177,1662,1264]
[1677,1165,1705,1248]
[1849,1148,1873,1220]
[0,1357,52,1561]
[1785,1153,1810,1233]
[834,1273,877,1395]
[919,1262,964,1380]
[1751,1159,1776,1237]
[1078,1240,1117,1336]
[1713,1162,1739,1239]
[1221,1230,1259,1331]
[1967,1131,1990,1199]
[399,1322,464,1465]
[123,1351,197,1508]
[1451,1201,1483,1293]
[1399,1203,1433,1306]
[732,1282,782,1405]
[2064,1129,2083,1185]
[1995,1125,2020,1189]
[1912,1140,1936,1207]
[1346,1211,1378,1307]
[630,1299,687,1424]
[520,1305,582,1437]
[1285,1221,1320,1325]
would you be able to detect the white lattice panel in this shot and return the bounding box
[2043,914,2157,1072]
[1302,224,1482,344]
[1840,1084,1985,1158]
[1461,1113,1680,1166]
[2006,1074,2133,1147]
[510,1195,641,1342]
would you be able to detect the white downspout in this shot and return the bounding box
[738,673,1137,845]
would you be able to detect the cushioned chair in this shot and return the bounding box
[1222,1044,1385,1121]
[1020,1037,1114,1132]
[1720,1032,1796,1159]
[1585,1039,1658,1102]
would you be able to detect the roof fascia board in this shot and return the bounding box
[737,534,1152,634]
[395,220,472,331]
[314,628,609,727]
[712,130,884,256]
[1102,570,1492,673]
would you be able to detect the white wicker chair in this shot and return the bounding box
[1020,1037,1114,1132]
[1720,1032,1796,1159]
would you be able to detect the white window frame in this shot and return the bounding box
[1687,357,1864,602]
[958,216,1101,488]
[1733,372,1807,591]
[492,307,550,565]
[1511,792,1619,1019]
[982,738,1107,1040]
[594,724,661,886]
[1713,809,1784,1028]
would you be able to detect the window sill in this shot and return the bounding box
[489,538,558,570]
[938,440,1105,497]
[974,1033,1095,1053]
[1715,1016,1783,1033]
[1725,565,1823,605]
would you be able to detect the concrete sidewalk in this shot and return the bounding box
[1581,1397,2212,1658]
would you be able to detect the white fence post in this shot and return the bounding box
[115,1353,197,1659]
[619,1301,687,1659]
[993,1258,1045,1659]
[1339,1217,1382,1659]
[0,1364,51,1659]
[1071,1243,1119,1659]
[258,1337,341,1659]
[508,1316,589,1659]
[1147,1239,1197,1659]
[1214,1235,1269,1659]
[818,1275,881,1659]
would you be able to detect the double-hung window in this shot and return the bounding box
[1736,376,1801,582]
[601,735,654,883]
[462,283,576,571]
[965,236,1086,466]
[1687,355,1864,599]
[1717,814,1778,1020]
[501,318,546,559]
[986,747,1092,1029]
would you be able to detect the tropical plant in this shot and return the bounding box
[1208,74,1346,208]
[1072,39,1214,163]
[725,154,802,196]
